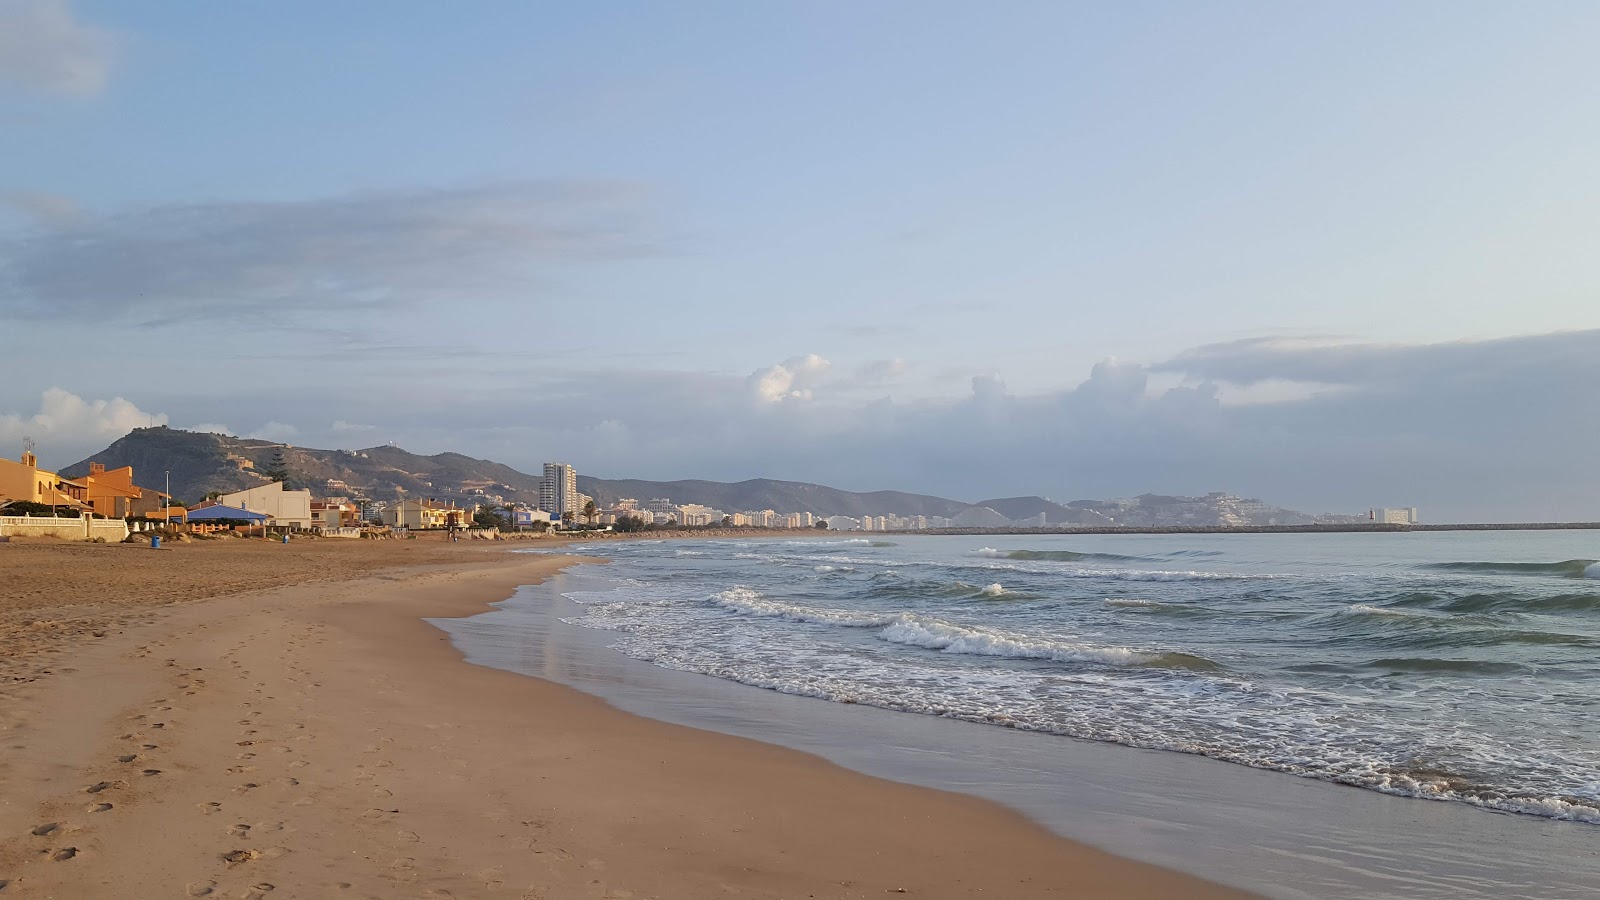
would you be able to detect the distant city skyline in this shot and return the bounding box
[3,2,1599,521]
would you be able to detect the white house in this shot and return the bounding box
[218,481,313,529]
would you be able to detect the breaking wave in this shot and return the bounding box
[875,617,1200,667]
[712,587,895,628]
[1428,559,1599,578]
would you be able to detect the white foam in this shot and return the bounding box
[974,547,1005,558]
[981,583,1006,597]
[814,565,835,572]
[1585,562,1600,579]
[1105,598,1159,607]
[878,617,1149,666]
[712,587,895,628]
[1345,603,1410,617]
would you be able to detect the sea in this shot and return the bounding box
[433,531,1600,899]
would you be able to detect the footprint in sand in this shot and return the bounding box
[30,823,59,837]
[117,754,138,763]
[198,802,222,814]
[229,824,251,838]
[50,848,77,861]
[141,769,162,777]
[222,849,259,865]
[87,803,113,813]
[185,881,216,896]
[85,781,114,794]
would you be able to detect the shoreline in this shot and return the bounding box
[0,538,1254,898]
[441,552,1600,900]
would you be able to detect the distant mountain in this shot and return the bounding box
[63,428,970,517]
[577,476,970,519]
[64,427,543,506]
[64,428,1351,526]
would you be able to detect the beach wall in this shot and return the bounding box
[0,515,131,542]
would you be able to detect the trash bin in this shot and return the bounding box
[281,534,289,544]
[151,535,161,549]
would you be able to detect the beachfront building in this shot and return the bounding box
[0,449,92,512]
[513,508,553,529]
[310,499,361,532]
[217,481,314,529]
[380,498,473,529]
[80,463,146,518]
[538,462,582,519]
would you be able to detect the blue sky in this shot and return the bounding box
[3,1,1599,520]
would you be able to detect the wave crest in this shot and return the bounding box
[878,617,1153,666]
[712,587,895,628]
[1428,559,1599,578]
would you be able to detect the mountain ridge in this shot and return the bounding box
[61,427,1349,526]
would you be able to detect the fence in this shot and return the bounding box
[0,515,131,542]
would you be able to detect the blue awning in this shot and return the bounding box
[185,504,269,522]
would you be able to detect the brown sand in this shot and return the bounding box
[0,537,1255,898]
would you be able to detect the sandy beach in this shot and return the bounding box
[0,536,1252,899]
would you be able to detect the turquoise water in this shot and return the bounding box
[553,531,1600,824]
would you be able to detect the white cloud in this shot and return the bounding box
[330,419,375,434]
[340,330,1598,522]
[0,0,115,96]
[854,358,908,384]
[248,422,299,443]
[748,354,831,403]
[188,423,235,436]
[0,387,164,463]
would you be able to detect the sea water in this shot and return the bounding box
[437,531,1600,897]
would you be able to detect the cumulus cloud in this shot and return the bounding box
[188,423,235,436]
[248,422,300,443]
[0,388,164,463]
[0,0,114,96]
[748,353,831,403]
[0,181,661,323]
[29,330,1597,522]
[854,358,908,384]
[285,329,1594,522]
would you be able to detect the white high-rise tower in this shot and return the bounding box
[539,462,580,518]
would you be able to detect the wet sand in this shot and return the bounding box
[0,537,1252,898]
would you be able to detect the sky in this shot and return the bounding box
[2,0,1598,522]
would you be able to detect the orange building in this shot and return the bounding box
[81,463,145,518]
[0,450,91,512]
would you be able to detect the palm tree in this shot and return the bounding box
[583,499,598,527]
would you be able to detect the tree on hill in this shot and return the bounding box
[262,448,291,486]
[813,520,828,529]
